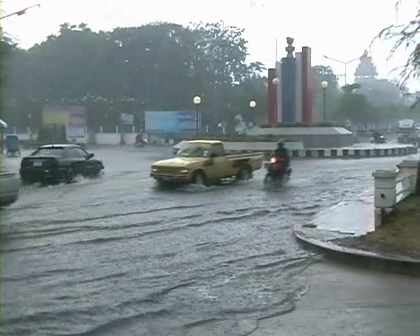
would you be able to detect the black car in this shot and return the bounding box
[20,144,104,184]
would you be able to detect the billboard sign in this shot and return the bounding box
[42,106,69,126]
[120,113,134,125]
[145,111,201,133]
[42,105,86,138]
[67,105,86,138]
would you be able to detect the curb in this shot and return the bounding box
[267,146,417,159]
[293,225,420,276]
[174,146,417,159]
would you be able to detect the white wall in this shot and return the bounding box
[9,132,175,146]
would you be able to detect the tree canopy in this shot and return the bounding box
[377,2,419,91]
[3,19,415,132]
[2,21,266,131]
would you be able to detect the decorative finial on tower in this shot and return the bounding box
[285,37,295,58]
[360,50,369,60]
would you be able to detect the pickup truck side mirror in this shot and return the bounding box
[87,153,94,159]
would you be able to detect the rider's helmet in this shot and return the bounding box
[277,139,285,148]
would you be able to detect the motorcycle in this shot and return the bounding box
[370,135,386,144]
[263,156,292,185]
[135,138,148,147]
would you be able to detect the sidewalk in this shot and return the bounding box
[293,190,420,274]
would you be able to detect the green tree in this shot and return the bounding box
[1,30,22,126]
[4,21,264,130]
[377,1,419,109]
[354,78,408,108]
[378,3,419,84]
[312,65,341,121]
[335,84,376,125]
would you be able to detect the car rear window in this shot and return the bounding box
[31,147,64,157]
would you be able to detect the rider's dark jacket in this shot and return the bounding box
[272,146,289,159]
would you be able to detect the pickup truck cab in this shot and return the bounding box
[151,140,263,186]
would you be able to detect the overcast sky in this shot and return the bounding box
[3,0,418,87]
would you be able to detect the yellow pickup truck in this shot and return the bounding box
[150,140,263,186]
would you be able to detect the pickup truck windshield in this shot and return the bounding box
[177,145,209,157]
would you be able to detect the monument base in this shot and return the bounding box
[246,126,354,148]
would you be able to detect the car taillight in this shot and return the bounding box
[21,159,31,167]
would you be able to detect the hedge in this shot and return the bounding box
[189,134,296,142]
[259,122,337,128]
[21,140,86,148]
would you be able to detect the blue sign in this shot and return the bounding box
[145,111,201,133]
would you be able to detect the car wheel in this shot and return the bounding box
[192,170,207,186]
[238,165,252,180]
[93,163,102,176]
[66,168,75,184]
[21,178,30,185]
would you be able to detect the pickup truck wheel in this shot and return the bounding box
[238,165,252,180]
[192,170,207,186]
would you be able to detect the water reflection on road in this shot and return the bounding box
[1,148,404,335]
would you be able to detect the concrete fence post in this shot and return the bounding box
[372,169,398,228]
[398,154,420,195]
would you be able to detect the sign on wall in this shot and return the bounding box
[42,105,86,138]
[145,111,201,133]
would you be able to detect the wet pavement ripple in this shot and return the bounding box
[0,148,403,336]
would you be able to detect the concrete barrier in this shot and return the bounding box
[173,141,417,159]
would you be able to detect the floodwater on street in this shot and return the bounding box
[0,148,410,335]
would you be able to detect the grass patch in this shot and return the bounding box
[336,195,420,258]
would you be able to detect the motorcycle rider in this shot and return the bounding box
[271,139,290,174]
[135,133,143,146]
[371,130,385,143]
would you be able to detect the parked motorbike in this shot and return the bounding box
[263,156,292,185]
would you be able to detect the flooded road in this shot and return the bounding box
[1,148,404,335]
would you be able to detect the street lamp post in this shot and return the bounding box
[249,100,256,126]
[1,4,40,20]
[193,96,201,134]
[28,114,32,137]
[271,78,280,124]
[321,81,328,121]
[322,55,360,85]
